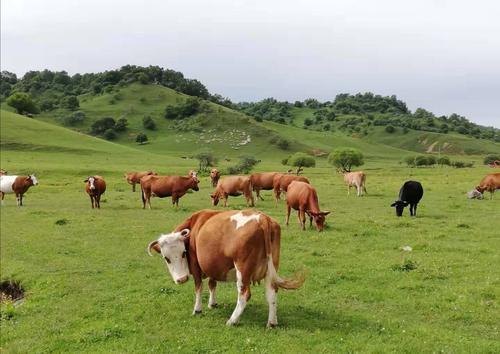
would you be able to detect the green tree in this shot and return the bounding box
[61,95,79,110]
[103,129,117,140]
[437,156,451,166]
[385,125,396,133]
[289,152,316,169]
[63,111,86,126]
[328,148,364,172]
[6,92,38,114]
[194,150,218,171]
[114,118,128,132]
[91,117,116,135]
[143,116,156,130]
[136,132,148,144]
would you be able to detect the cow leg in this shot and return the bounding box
[256,189,264,201]
[208,278,218,308]
[223,194,228,207]
[0,192,4,205]
[347,185,350,196]
[363,185,368,195]
[226,266,251,326]
[265,269,278,328]
[192,282,203,315]
[309,214,313,228]
[299,209,306,230]
[274,188,281,206]
[19,194,23,206]
[247,192,255,207]
[132,183,136,192]
[356,185,361,197]
[412,204,418,216]
[285,204,291,226]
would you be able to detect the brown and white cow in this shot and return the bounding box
[147,209,304,327]
[343,171,367,197]
[475,173,500,199]
[211,176,254,207]
[286,181,330,231]
[140,175,199,208]
[84,176,106,209]
[210,168,221,188]
[250,172,281,201]
[272,174,310,203]
[124,171,156,192]
[0,175,38,206]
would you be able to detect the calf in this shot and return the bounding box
[140,175,199,208]
[0,175,39,206]
[391,181,423,216]
[273,174,310,203]
[475,173,500,199]
[286,181,330,231]
[211,176,254,207]
[343,171,367,197]
[124,171,156,192]
[210,168,221,188]
[147,209,304,327]
[85,176,106,209]
[250,172,281,201]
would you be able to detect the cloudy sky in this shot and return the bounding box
[2,0,499,127]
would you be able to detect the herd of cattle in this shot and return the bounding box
[0,166,499,326]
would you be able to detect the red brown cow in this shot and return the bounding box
[84,176,106,209]
[343,171,367,197]
[147,209,304,327]
[211,176,254,207]
[286,181,330,231]
[140,175,199,208]
[273,174,310,203]
[124,171,156,192]
[0,174,39,206]
[250,172,281,201]
[476,173,500,199]
[210,168,221,188]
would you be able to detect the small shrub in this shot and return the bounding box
[392,259,418,272]
[91,117,116,135]
[143,116,156,130]
[103,129,117,140]
[114,118,128,132]
[63,111,86,126]
[55,219,69,225]
[289,152,315,168]
[484,154,500,165]
[385,125,396,133]
[405,156,416,167]
[437,156,451,166]
[328,148,364,172]
[136,132,148,144]
[415,155,429,167]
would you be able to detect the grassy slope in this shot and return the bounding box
[1,110,500,352]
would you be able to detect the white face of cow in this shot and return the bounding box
[149,229,190,284]
[88,177,96,190]
[30,175,39,185]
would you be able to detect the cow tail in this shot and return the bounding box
[262,215,305,290]
[141,183,146,206]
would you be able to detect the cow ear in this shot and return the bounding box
[180,229,190,238]
[84,179,89,182]
[321,211,331,216]
[147,240,161,256]
[390,202,396,207]
[210,194,215,199]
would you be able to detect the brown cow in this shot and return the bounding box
[147,209,304,327]
[286,181,330,231]
[250,172,281,201]
[0,175,39,206]
[476,173,500,199]
[211,176,254,207]
[210,168,221,188]
[343,171,367,197]
[273,174,310,203]
[124,171,156,192]
[140,175,199,208]
[84,176,106,209]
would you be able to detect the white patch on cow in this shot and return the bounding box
[88,177,96,190]
[208,286,217,308]
[193,285,203,314]
[265,259,278,327]
[157,230,190,284]
[30,175,39,185]
[230,212,260,229]
[226,265,247,326]
[0,176,16,194]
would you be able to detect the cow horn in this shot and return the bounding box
[147,240,160,256]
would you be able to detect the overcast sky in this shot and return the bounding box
[2,0,499,127]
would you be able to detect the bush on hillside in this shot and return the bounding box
[289,152,316,169]
[114,118,128,132]
[194,150,217,172]
[143,116,156,130]
[6,92,38,114]
[91,117,116,135]
[437,156,451,166]
[405,156,416,167]
[103,129,117,140]
[385,125,396,133]
[164,97,205,120]
[328,148,364,172]
[484,154,500,165]
[63,111,86,126]
[136,132,148,144]
[452,161,474,168]
[61,95,79,110]
[227,156,260,174]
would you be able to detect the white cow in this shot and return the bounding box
[0,175,39,206]
[343,171,367,197]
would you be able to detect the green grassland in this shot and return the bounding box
[1,109,500,353]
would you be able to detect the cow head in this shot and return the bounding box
[28,175,39,186]
[210,169,220,187]
[189,176,200,191]
[391,200,408,216]
[85,176,96,190]
[147,229,190,284]
[307,211,331,231]
[210,192,220,206]
[475,185,485,193]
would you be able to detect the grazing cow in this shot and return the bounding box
[147,209,304,327]
[475,173,500,199]
[85,176,106,209]
[250,172,281,201]
[0,175,38,206]
[211,176,254,207]
[391,181,424,217]
[124,171,156,192]
[273,174,310,203]
[210,168,221,188]
[140,175,199,208]
[286,181,330,231]
[343,171,367,197]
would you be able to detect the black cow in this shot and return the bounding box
[391,181,424,217]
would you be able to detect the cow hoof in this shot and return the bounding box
[193,310,202,315]
[208,303,218,309]
[267,322,278,329]
[226,319,238,326]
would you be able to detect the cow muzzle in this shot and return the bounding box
[176,275,189,284]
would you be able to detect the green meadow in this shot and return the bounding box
[1,110,499,353]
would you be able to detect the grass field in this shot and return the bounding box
[1,110,500,353]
